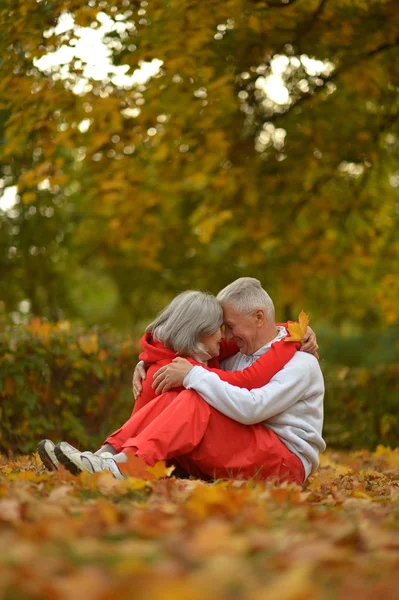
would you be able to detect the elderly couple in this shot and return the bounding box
[38,277,325,484]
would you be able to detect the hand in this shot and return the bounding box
[152,357,194,395]
[300,326,319,359]
[132,360,147,399]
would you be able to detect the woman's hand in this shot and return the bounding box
[132,361,147,399]
[300,326,319,359]
[152,358,194,395]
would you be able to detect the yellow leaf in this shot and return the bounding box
[8,471,50,482]
[352,491,373,500]
[22,191,37,204]
[123,477,149,491]
[28,317,52,345]
[98,349,108,362]
[95,499,120,525]
[248,15,261,33]
[78,335,98,355]
[318,454,352,475]
[187,172,208,190]
[186,483,249,518]
[153,144,169,162]
[284,310,309,342]
[2,375,15,397]
[194,210,233,244]
[373,445,399,467]
[55,321,71,332]
[146,461,175,479]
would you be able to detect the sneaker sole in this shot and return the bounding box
[54,444,87,476]
[37,440,58,471]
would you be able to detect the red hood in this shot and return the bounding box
[139,333,177,363]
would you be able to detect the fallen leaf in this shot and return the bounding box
[146,461,175,479]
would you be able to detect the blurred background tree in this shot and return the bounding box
[1,0,398,364]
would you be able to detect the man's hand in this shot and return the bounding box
[132,360,147,399]
[152,357,194,395]
[300,326,319,359]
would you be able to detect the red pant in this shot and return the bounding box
[105,390,304,484]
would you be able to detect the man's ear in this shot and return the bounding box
[255,309,265,326]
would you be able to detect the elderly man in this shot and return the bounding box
[147,277,325,481]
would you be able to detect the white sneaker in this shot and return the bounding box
[37,439,59,471]
[54,441,97,476]
[99,452,115,459]
[81,454,124,479]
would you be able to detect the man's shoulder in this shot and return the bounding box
[288,351,319,366]
[283,351,323,379]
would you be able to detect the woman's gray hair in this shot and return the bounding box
[146,291,223,356]
[217,277,275,322]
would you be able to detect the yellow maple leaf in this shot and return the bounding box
[284,310,309,342]
[123,477,149,491]
[146,461,175,479]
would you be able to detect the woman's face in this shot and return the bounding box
[200,328,223,358]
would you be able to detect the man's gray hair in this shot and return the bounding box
[217,277,275,321]
[146,290,223,356]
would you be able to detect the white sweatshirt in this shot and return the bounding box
[183,337,326,478]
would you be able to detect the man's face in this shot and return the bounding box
[222,303,261,355]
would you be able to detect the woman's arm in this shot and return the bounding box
[216,339,240,361]
[203,340,300,389]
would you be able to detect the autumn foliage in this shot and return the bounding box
[0,319,134,453]
[323,363,399,449]
[2,449,399,599]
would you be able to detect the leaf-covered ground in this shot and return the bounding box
[2,448,399,600]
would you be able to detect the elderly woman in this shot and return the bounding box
[38,290,312,483]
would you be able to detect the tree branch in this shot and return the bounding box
[295,0,329,48]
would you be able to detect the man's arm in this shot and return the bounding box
[183,357,313,425]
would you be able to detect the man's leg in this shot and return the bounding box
[188,411,305,484]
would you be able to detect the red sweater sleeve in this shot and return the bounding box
[202,339,300,390]
[216,339,239,361]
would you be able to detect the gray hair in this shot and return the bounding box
[217,277,275,321]
[146,291,223,356]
